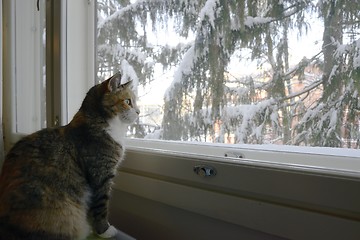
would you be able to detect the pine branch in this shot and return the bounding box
[281,78,322,102]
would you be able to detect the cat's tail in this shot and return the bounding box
[0,220,70,240]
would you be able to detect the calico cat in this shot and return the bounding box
[0,72,139,240]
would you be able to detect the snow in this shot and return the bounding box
[144,129,163,139]
[98,0,360,151]
[334,41,348,58]
[328,108,338,136]
[229,16,274,30]
[120,59,139,89]
[299,103,324,125]
[334,38,360,69]
[164,45,195,100]
[254,124,264,139]
[270,111,279,127]
[222,99,276,143]
[244,16,273,28]
[97,44,147,68]
[97,0,149,30]
[353,39,360,69]
[199,0,219,28]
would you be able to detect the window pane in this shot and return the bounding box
[14,0,46,134]
[96,1,360,149]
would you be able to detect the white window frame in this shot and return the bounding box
[2,0,95,151]
[47,0,96,126]
[3,0,46,149]
[63,0,96,123]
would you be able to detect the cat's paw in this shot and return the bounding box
[97,225,118,238]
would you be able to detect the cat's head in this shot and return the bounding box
[101,72,140,125]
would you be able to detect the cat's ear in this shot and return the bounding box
[107,72,122,92]
[120,80,132,89]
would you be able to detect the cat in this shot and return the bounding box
[0,72,140,240]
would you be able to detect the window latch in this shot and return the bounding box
[224,151,245,158]
[193,165,217,178]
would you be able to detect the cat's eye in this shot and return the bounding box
[124,99,132,105]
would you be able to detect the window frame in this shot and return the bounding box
[116,139,360,239]
[2,0,359,188]
[3,0,53,149]
[2,0,96,151]
[5,1,357,170]
[2,0,32,149]
[124,138,360,175]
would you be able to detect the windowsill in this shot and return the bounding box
[117,138,360,239]
[125,138,360,178]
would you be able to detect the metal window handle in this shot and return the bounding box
[224,151,245,158]
[193,165,217,177]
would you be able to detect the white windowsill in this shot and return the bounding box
[125,138,360,178]
[118,138,360,240]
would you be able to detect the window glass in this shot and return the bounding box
[96,0,360,149]
[14,0,46,134]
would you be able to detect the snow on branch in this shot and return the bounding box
[334,38,360,69]
[199,0,219,28]
[97,0,165,30]
[164,45,195,101]
[221,99,278,143]
[244,16,274,28]
[354,39,360,68]
[120,59,139,87]
[233,1,309,30]
[97,44,147,64]
[281,78,323,102]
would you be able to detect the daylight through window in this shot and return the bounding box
[96,0,360,149]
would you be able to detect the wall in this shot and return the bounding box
[109,189,285,240]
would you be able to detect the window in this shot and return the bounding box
[3,1,358,162]
[3,0,46,149]
[2,2,359,238]
[96,0,360,151]
[2,0,95,150]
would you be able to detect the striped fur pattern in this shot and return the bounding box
[0,72,139,239]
